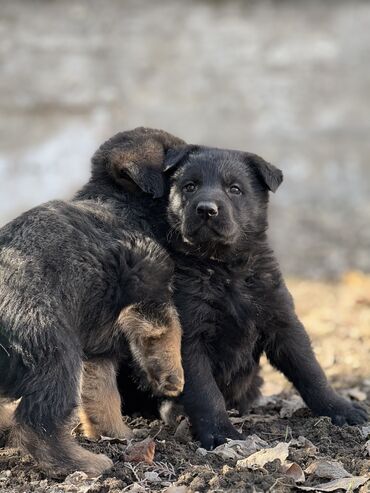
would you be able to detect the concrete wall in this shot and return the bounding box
[1,0,369,278]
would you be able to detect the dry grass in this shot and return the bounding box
[262,272,370,395]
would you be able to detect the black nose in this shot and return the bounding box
[196,201,218,218]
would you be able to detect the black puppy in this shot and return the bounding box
[0,128,185,475]
[161,145,367,448]
[112,142,367,448]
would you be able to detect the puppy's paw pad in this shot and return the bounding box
[147,363,184,397]
[159,372,185,397]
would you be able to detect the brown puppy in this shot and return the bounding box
[0,127,185,476]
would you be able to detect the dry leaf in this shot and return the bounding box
[125,484,147,493]
[230,414,277,425]
[64,471,89,485]
[341,387,367,402]
[237,442,290,469]
[297,476,369,491]
[229,416,249,425]
[164,486,190,493]
[143,471,161,483]
[364,440,370,457]
[122,437,155,465]
[280,395,306,418]
[200,435,268,461]
[361,426,370,439]
[359,485,370,493]
[99,435,128,444]
[290,436,318,456]
[132,428,150,439]
[281,462,305,483]
[305,459,351,480]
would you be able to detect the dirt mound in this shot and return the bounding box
[1,392,369,492]
[1,278,369,492]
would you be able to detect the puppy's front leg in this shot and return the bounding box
[181,343,243,450]
[116,303,184,398]
[265,284,368,425]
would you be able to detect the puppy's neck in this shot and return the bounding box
[167,229,268,265]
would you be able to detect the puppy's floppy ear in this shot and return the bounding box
[163,145,199,173]
[245,152,283,193]
[92,127,186,198]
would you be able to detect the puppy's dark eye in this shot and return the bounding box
[229,185,242,195]
[183,182,196,193]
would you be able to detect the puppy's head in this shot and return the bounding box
[164,146,283,256]
[91,127,186,198]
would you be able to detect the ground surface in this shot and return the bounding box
[1,276,370,492]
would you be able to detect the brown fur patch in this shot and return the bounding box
[0,399,15,433]
[80,359,133,440]
[9,422,112,478]
[109,127,186,171]
[117,303,184,397]
[92,127,186,196]
[0,399,15,447]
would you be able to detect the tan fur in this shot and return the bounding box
[1,400,112,477]
[80,359,133,440]
[109,127,186,174]
[0,399,15,434]
[103,127,186,193]
[0,399,16,449]
[117,303,184,397]
[9,422,112,478]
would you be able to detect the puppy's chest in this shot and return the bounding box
[174,264,261,348]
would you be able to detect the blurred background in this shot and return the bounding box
[1,0,370,279]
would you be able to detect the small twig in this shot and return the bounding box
[284,425,292,441]
[152,461,177,480]
[151,426,163,440]
[123,462,141,483]
[268,478,292,491]
[0,344,10,357]
[259,431,285,437]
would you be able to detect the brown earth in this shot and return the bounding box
[1,276,369,492]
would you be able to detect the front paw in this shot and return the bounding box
[328,399,368,426]
[196,419,244,450]
[146,359,185,398]
[317,396,368,426]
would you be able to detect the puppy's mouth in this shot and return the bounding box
[182,222,238,246]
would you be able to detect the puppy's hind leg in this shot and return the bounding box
[80,358,133,440]
[0,398,15,446]
[226,366,263,416]
[11,342,112,477]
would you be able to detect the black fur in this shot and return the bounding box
[119,144,368,449]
